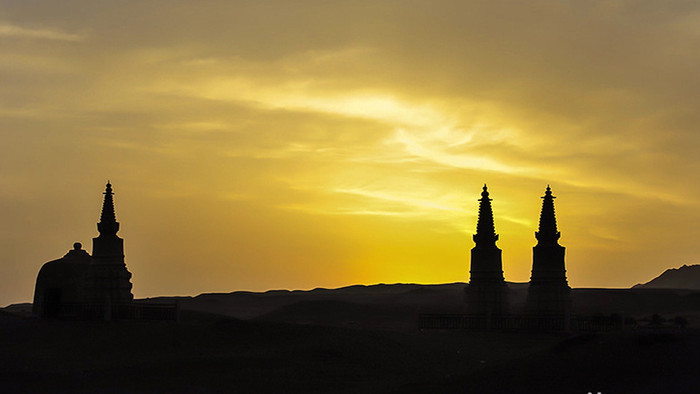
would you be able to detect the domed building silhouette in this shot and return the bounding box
[32,242,95,318]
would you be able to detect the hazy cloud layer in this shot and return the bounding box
[1,1,699,303]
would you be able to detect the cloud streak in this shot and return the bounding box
[0,22,83,41]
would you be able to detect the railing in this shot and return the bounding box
[55,302,179,321]
[418,314,622,332]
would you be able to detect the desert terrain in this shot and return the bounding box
[1,282,698,393]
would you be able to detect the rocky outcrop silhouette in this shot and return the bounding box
[633,264,700,290]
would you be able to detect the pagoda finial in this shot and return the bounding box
[473,184,499,246]
[97,181,119,236]
[535,185,560,245]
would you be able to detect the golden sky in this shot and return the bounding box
[2,1,700,304]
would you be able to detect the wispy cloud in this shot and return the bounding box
[335,187,464,213]
[0,22,84,42]
[391,128,524,175]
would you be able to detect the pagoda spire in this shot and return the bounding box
[527,185,571,316]
[97,181,120,236]
[91,181,133,305]
[466,184,508,315]
[535,185,560,246]
[473,184,498,246]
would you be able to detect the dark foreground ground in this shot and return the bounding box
[3,284,699,393]
[0,309,698,393]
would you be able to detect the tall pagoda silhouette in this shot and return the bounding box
[88,181,134,304]
[33,182,134,318]
[526,186,572,315]
[465,185,509,315]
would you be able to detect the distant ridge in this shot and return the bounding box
[4,281,697,325]
[633,264,700,290]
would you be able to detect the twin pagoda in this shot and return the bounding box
[465,185,572,316]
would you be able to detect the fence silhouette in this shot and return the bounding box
[52,302,179,321]
[418,313,622,332]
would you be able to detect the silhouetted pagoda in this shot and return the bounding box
[465,185,509,315]
[89,182,134,304]
[420,185,621,331]
[33,182,135,319]
[526,186,572,316]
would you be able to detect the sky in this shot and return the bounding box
[2,1,700,304]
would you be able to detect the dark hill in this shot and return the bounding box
[9,281,698,330]
[134,282,700,329]
[175,282,473,320]
[633,264,700,290]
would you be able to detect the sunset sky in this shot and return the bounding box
[2,1,700,305]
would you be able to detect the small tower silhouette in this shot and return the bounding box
[88,181,134,304]
[465,185,509,315]
[526,186,572,316]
